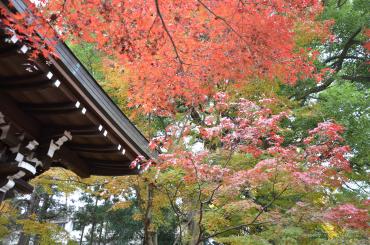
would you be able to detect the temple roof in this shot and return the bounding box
[0,0,152,196]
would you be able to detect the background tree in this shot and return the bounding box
[0,168,79,244]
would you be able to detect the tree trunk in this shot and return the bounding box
[33,193,52,244]
[98,221,104,245]
[103,221,108,245]
[186,210,200,245]
[80,225,85,245]
[89,196,99,245]
[17,234,31,245]
[182,198,203,245]
[143,183,158,245]
[18,191,41,245]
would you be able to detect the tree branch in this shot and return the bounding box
[292,77,335,101]
[340,75,370,83]
[154,0,184,70]
[324,55,365,64]
[200,185,289,242]
[292,27,363,101]
[329,27,362,71]
[197,0,246,42]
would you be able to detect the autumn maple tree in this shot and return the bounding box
[130,93,367,244]
[0,0,369,244]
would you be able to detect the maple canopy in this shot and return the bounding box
[2,0,332,115]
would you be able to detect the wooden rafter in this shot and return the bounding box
[0,93,41,139]
[67,144,119,153]
[49,125,101,137]
[20,102,80,114]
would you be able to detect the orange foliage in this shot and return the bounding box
[1,0,332,116]
[40,0,327,115]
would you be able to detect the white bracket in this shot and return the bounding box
[26,140,39,151]
[18,161,36,175]
[27,157,43,168]
[15,153,24,163]
[47,131,72,158]
[0,179,15,193]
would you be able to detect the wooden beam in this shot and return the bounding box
[0,161,19,176]
[0,73,54,91]
[0,78,53,91]
[89,168,138,176]
[20,102,80,114]
[0,92,41,139]
[48,125,101,138]
[0,124,23,147]
[67,144,119,153]
[82,158,131,166]
[3,190,15,200]
[90,165,132,170]
[0,73,45,85]
[53,146,90,178]
[13,179,34,194]
[79,158,135,176]
[90,162,131,168]
[0,46,19,58]
[49,162,65,168]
